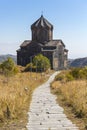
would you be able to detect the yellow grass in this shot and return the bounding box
[51,80,87,129]
[0,71,48,125]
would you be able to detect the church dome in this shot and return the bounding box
[31,15,53,30]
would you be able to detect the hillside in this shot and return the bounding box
[69,57,87,67]
[0,54,17,63]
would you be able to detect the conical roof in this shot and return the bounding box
[31,15,53,29]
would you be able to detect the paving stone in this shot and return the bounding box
[26,72,79,130]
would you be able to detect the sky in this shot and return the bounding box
[0,0,87,59]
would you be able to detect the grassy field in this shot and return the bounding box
[0,68,51,129]
[51,70,87,130]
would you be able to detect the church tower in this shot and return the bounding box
[31,15,53,43]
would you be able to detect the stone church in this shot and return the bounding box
[17,15,68,70]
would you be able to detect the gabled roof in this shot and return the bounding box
[45,40,65,47]
[20,40,44,48]
[31,15,53,29]
[20,39,65,48]
[20,40,31,47]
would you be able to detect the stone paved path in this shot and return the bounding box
[27,72,79,130]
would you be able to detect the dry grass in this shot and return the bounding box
[0,70,50,129]
[51,80,87,130]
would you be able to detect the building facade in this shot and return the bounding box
[17,15,68,70]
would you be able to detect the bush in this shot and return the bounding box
[66,73,74,81]
[70,68,81,79]
[24,63,34,72]
[79,67,87,79]
[55,73,65,81]
[33,54,51,71]
[0,58,19,76]
[13,66,19,74]
[70,67,87,79]
[24,54,51,72]
[55,66,87,82]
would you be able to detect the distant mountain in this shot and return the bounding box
[69,57,87,67]
[68,59,74,65]
[0,54,17,64]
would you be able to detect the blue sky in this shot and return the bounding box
[0,0,87,59]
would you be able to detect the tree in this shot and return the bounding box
[33,54,51,71]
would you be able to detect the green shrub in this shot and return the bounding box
[0,58,18,76]
[33,54,51,71]
[24,54,51,72]
[70,68,81,79]
[24,63,33,72]
[55,73,65,81]
[70,67,87,79]
[79,67,87,79]
[66,73,74,81]
[55,66,87,82]
[13,66,19,74]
